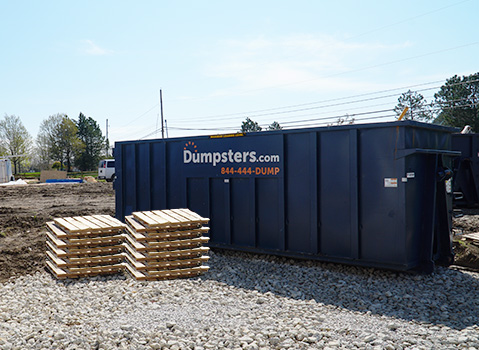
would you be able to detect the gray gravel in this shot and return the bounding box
[1,250,479,350]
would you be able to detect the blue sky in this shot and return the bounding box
[0,0,477,145]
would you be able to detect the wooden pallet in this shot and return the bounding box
[46,230,124,249]
[47,241,124,258]
[123,263,209,281]
[125,224,209,242]
[123,233,209,252]
[54,215,126,234]
[123,243,209,261]
[131,208,209,231]
[46,250,125,268]
[46,260,124,279]
[46,221,124,239]
[124,253,209,271]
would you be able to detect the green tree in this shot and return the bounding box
[267,121,282,130]
[0,114,32,174]
[75,113,105,171]
[433,73,479,130]
[328,114,355,126]
[37,114,81,171]
[34,131,52,170]
[240,117,262,133]
[394,90,432,121]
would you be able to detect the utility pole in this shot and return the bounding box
[106,119,110,157]
[160,89,165,139]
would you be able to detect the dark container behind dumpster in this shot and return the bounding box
[451,133,479,207]
[115,121,458,272]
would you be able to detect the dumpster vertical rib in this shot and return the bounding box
[278,172,286,251]
[124,143,137,216]
[251,177,257,248]
[309,132,319,254]
[145,143,152,210]
[316,131,321,254]
[161,141,168,208]
[225,179,232,245]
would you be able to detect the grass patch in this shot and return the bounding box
[16,172,40,179]
[67,171,97,178]
[15,171,98,179]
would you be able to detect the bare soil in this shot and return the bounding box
[0,182,114,282]
[0,182,478,282]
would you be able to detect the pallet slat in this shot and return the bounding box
[54,217,81,233]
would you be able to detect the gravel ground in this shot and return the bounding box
[1,250,479,350]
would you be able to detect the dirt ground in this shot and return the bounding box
[0,182,115,282]
[0,182,478,282]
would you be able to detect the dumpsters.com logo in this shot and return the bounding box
[183,141,280,167]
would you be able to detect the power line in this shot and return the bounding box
[161,101,479,136]
[137,77,479,138]
[172,78,479,124]
[120,104,158,128]
[172,80,444,122]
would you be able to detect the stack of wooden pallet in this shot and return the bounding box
[123,208,210,281]
[45,215,126,279]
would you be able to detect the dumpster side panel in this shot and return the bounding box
[209,178,229,244]
[256,177,283,250]
[359,127,406,266]
[284,132,315,254]
[166,140,185,209]
[186,177,209,219]
[136,142,151,211]
[151,141,167,209]
[230,178,255,247]
[319,130,353,258]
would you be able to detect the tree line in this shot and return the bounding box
[0,112,107,174]
[393,72,479,128]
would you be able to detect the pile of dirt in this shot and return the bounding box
[0,182,114,282]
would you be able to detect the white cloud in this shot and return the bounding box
[204,34,413,95]
[81,40,113,56]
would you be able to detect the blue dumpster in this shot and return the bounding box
[115,121,458,272]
